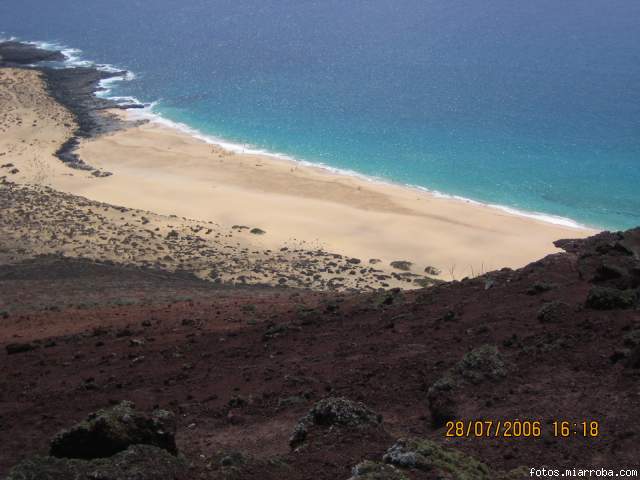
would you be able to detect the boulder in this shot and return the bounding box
[289,397,382,448]
[424,266,442,276]
[390,261,412,271]
[454,344,507,384]
[50,401,177,459]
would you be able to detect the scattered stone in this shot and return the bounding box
[250,228,266,235]
[219,451,248,467]
[439,310,457,322]
[263,323,288,339]
[424,266,441,276]
[390,261,412,271]
[91,170,112,178]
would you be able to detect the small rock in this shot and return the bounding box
[390,261,413,271]
[424,266,441,276]
[526,281,556,295]
[6,343,36,355]
[537,301,571,323]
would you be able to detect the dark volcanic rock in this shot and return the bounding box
[6,445,186,480]
[454,344,507,384]
[585,286,637,310]
[289,397,382,448]
[526,281,556,295]
[42,67,127,169]
[427,345,507,427]
[537,301,572,323]
[390,261,413,271]
[50,401,177,459]
[0,41,130,171]
[0,41,65,66]
[6,342,37,355]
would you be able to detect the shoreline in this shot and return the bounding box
[8,36,594,231]
[0,40,598,283]
[126,105,591,231]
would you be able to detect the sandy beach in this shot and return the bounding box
[1,67,596,283]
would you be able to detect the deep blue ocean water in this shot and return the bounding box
[2,0,639,229]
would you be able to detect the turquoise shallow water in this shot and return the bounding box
[2,0,639,229]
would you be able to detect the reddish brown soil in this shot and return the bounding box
[1,230,639,479]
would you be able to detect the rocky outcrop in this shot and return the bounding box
[50,401,177,459]
[0,41,65,66]
[6,444,186,480]
[6,402,184,480]
[289,397,382,449]
[556,228,640,310]
[0,40,133,173]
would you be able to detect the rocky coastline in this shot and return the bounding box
[0,40,144,173]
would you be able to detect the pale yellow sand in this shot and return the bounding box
[1,67,597,281]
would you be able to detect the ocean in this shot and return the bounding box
[2,0,639,230]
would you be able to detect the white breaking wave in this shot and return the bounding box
[16,38,138,106]
[127,104,588,230]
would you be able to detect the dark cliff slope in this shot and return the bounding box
[1,228,639,478]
